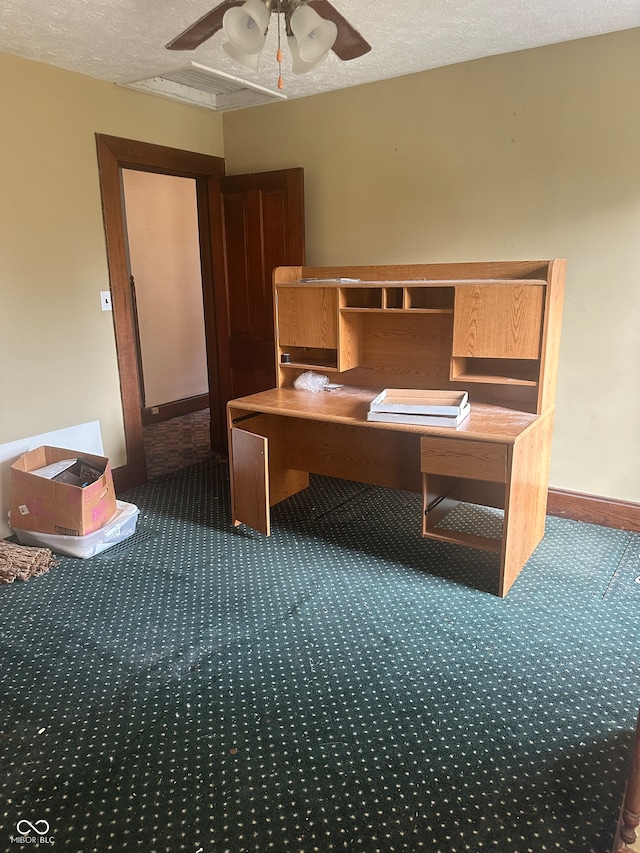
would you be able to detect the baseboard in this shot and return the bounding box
[142,394,209,426]
[547,487,640,533]
[112,462,146,493]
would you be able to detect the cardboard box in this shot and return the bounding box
[10,445,117,536]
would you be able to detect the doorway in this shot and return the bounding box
[96,134,226,490]
[121,169,212,479]
[96,134,305,492]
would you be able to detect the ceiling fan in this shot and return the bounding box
[166,0,371,80]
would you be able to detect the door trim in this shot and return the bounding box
[95,134,225,491]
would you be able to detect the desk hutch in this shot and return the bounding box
[227,260,565,597]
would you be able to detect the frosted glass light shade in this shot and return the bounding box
[287,36,328,74]
[290,5,337,63]
[223,0,270,55]
[223,41,261,71]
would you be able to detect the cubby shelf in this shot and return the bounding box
[279,347,338,371]
[451,372,538,387]
[281,363,340,372]
[450,356,540,387]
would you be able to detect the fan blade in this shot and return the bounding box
[307,0,371,60]
[166,0,245,50]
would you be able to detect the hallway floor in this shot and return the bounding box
[142,407,216,479]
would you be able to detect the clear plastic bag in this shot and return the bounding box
[293,371,330,393]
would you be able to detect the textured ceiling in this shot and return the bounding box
[0,0,639,107]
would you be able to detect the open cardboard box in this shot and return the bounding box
[10,445,117,536]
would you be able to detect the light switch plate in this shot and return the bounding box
[100,291,112,311]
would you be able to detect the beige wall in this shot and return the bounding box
[0,53,223,468]
[223,29,640,502]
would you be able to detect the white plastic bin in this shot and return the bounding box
[13,500,139,558]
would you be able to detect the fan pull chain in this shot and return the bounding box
[276,0,284,88]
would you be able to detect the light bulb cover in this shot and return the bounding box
[290,5,337,62]
[223,0,270,55]
[222,41,261,71]
[287,35,329,74]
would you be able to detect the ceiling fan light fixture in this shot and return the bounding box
[165,0,372,77]
[290,5,337,63]
[222,0,271,55]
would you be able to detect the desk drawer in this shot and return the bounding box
[420,437,508,483]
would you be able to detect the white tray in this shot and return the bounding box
[369,389,469,416]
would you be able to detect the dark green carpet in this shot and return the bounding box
[1,457,639,852]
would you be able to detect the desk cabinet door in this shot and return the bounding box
[231,427,270,535]
[453,285,544,360]
[277,287,338,348]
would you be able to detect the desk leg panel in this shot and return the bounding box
[259,415,311,506]
[500,410,554,596]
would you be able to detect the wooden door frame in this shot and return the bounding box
[95,134,225,491]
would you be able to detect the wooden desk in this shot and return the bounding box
[228,386,551,597]
[227,261,565,597]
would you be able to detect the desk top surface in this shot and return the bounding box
[228,386,542,444]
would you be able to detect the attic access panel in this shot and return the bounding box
[119,62,287,112]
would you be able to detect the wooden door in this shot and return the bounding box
[208,169,305,449]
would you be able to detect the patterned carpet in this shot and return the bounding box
[143,408,213,479]
[1,458,639,852]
